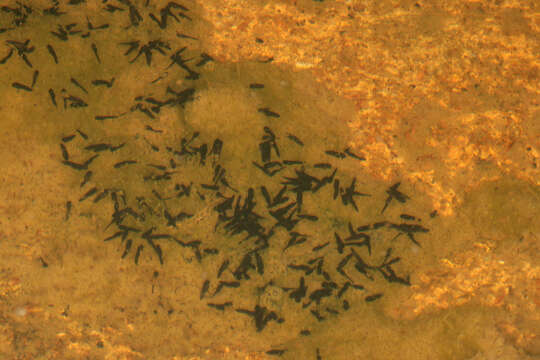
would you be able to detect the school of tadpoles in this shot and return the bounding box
[2,1,433,358]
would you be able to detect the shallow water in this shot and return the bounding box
[0,1,538,360]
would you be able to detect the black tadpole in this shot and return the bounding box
[381,182,410,214]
